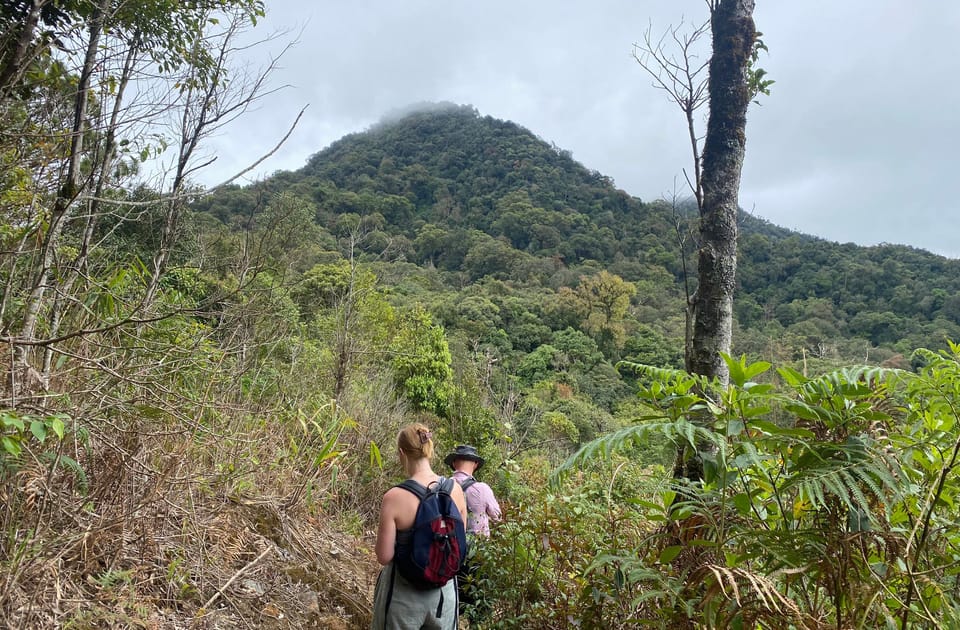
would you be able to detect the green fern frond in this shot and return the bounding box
[913,347,948,366]
[784,443,903,515]
[797,365,906,397]
[780,399,843,425]
[854,450,894,502]
[552,419,724,483]
[617,361,723,398]
[617,361,693,383]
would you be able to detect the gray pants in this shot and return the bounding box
[371,562,458,630]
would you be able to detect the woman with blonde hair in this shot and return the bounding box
[372,423,468,629]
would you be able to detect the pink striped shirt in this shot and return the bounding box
[452,470,501,536]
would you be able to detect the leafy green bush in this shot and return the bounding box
[555,343,960,628]
[467,457,659,629]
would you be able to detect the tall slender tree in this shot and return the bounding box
[688,0,756,385]
[635,0,758,480]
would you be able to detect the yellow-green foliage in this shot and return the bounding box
[467,454,662,629]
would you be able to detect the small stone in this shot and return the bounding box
[299,590,320,615]
[241,578,266,596]
[260,602,283,619]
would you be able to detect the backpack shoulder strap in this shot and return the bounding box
[396,479,428,500]
[459,477,477,492]
[435,476,455,494]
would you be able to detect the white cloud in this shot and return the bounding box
[196,0,960,258]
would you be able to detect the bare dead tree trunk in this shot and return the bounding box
[688,0,755,386]
[636,1,755,385]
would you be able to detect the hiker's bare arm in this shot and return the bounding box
[375,489,401,565]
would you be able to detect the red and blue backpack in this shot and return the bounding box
[393,476,468,589]
[382,477,467,621]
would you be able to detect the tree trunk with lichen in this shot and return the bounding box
[679,0,756,481]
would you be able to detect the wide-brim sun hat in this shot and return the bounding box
[444,444,485,470]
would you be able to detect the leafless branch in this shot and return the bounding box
[633,18,711,209]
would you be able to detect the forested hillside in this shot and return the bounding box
[198,102,960,371]
[4,4,960,625]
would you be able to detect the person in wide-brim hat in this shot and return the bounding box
[444,444,485,471]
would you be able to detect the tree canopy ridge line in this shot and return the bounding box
[195,98,960,363]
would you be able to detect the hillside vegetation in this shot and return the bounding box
[201,103,960,369]
[3,11,960,625]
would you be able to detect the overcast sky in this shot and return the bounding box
[200,1,960,259]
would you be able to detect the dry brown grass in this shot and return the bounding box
[0,412,381,629]
[0,314,421,630]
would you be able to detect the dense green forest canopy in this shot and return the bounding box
[195,102,960,371]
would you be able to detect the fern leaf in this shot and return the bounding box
[552,419,723,483]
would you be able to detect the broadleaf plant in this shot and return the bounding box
[556,344,960,628]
